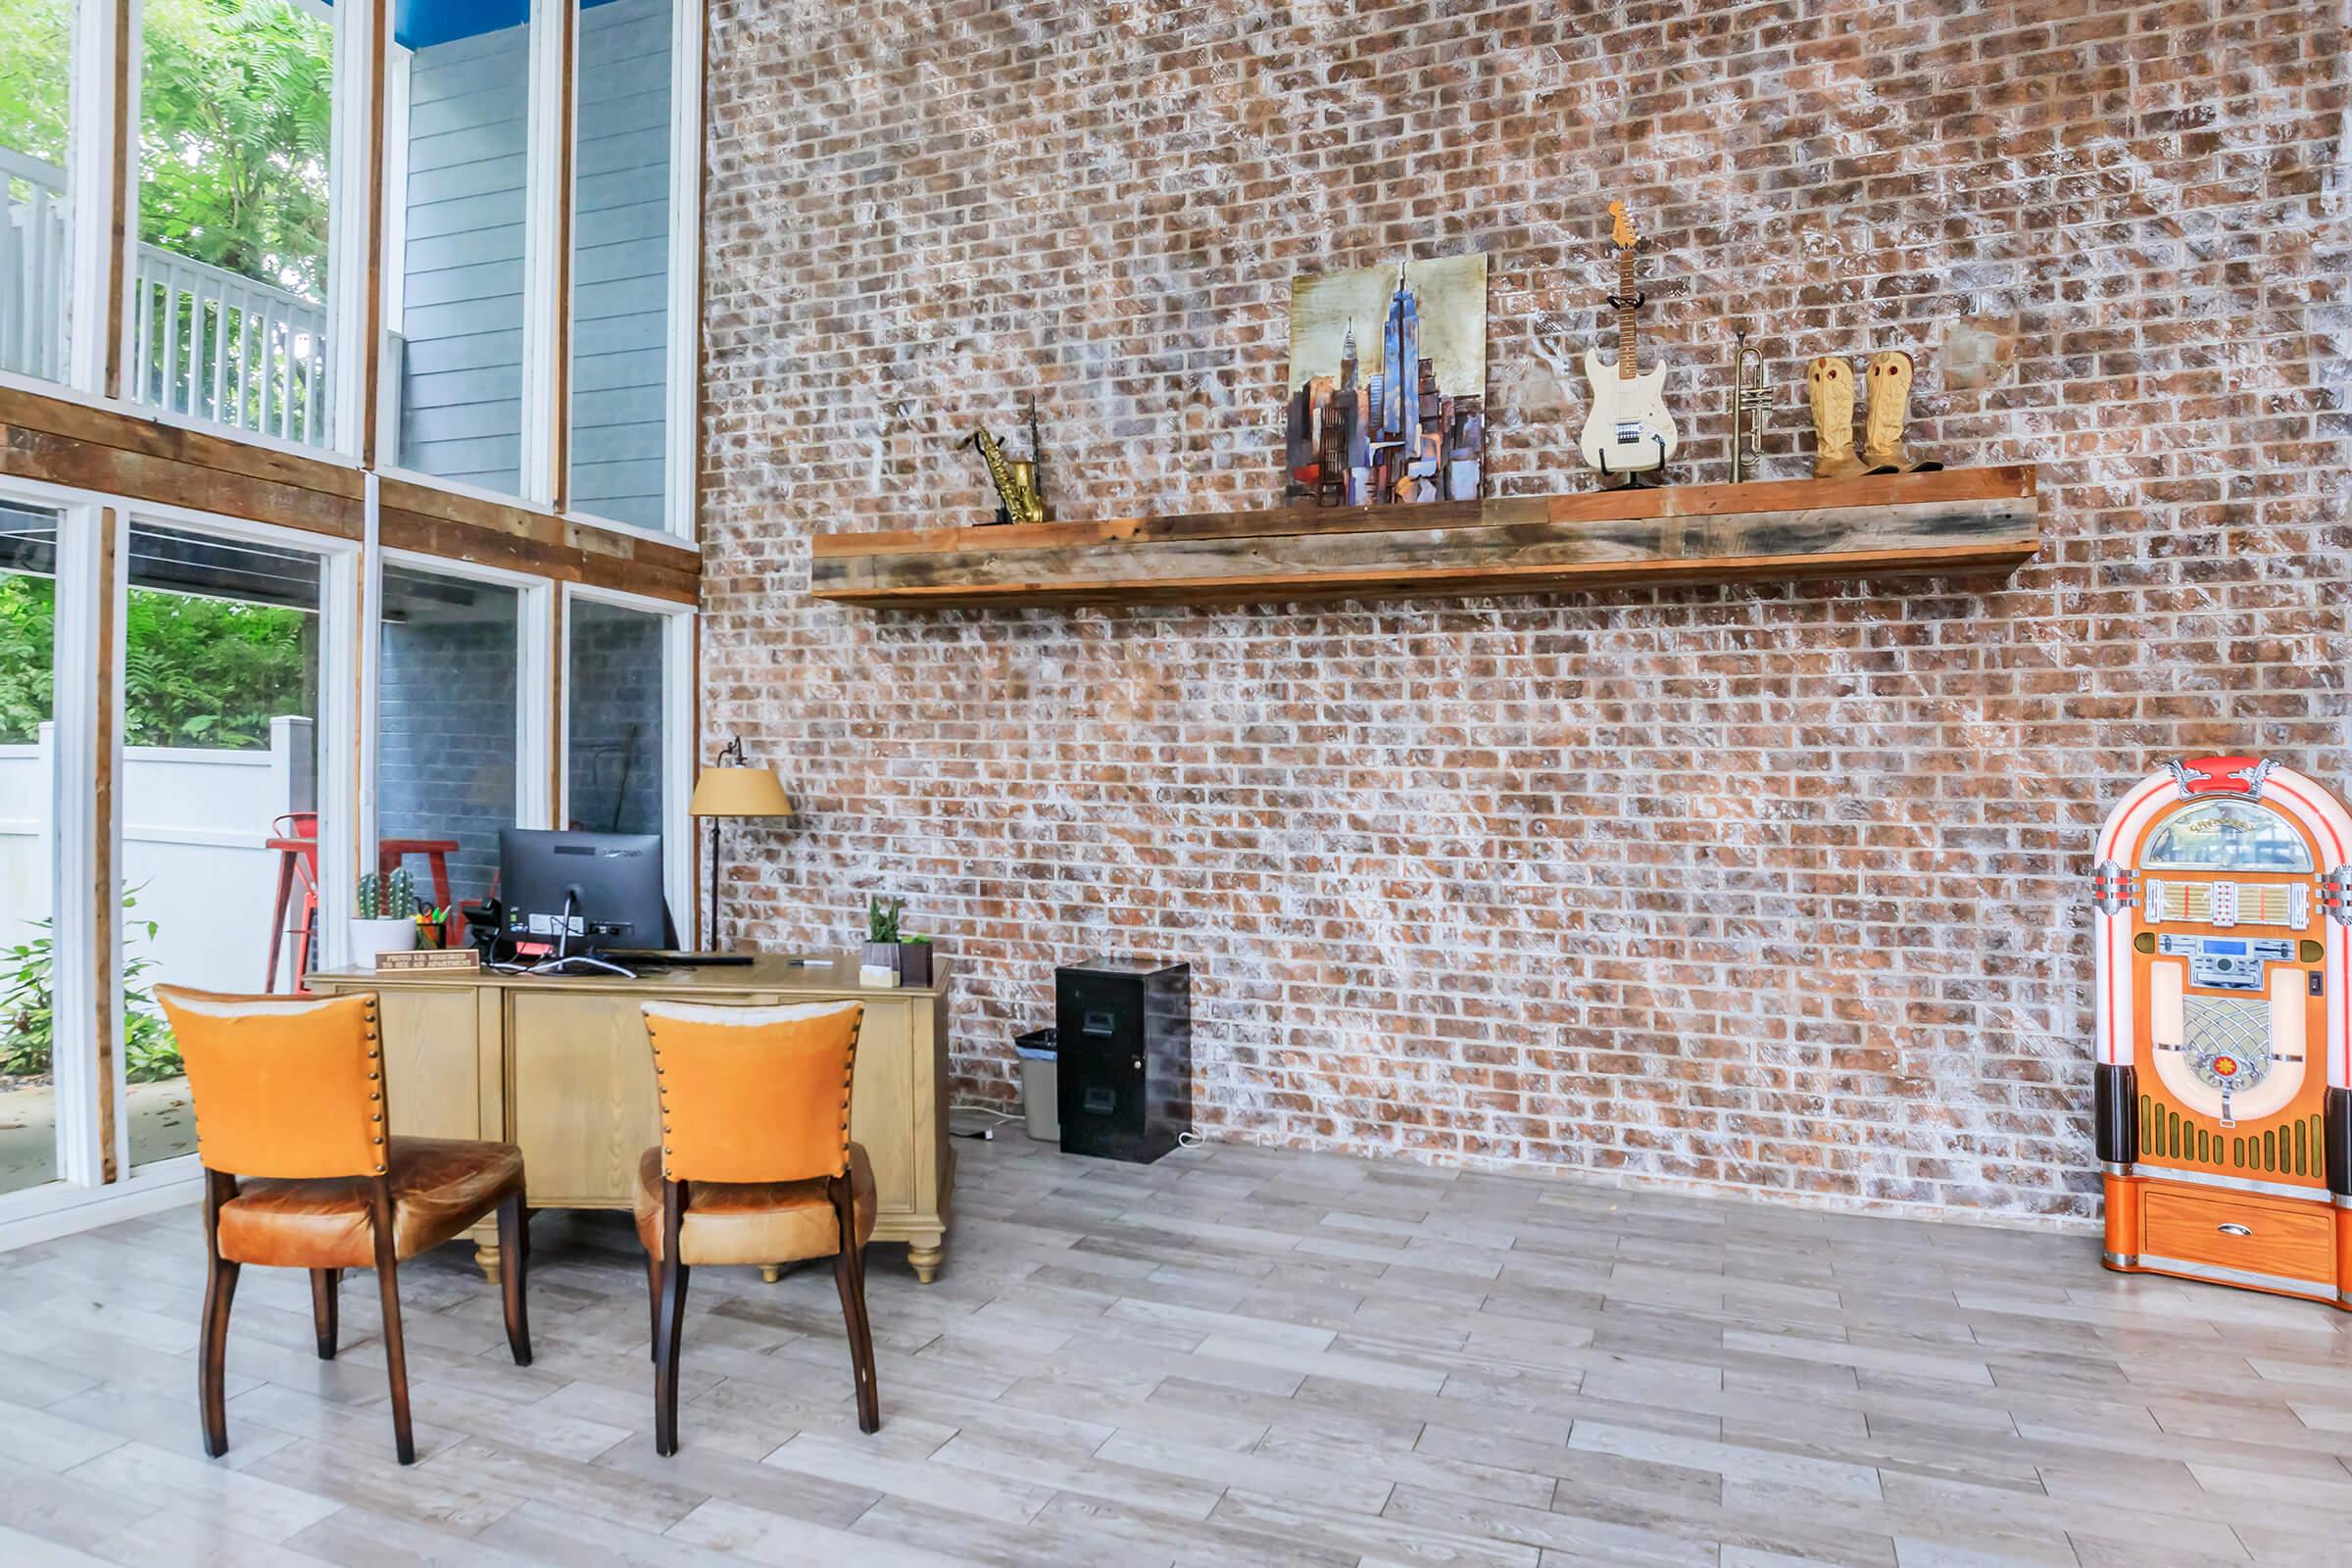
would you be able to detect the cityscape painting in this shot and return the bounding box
[1284,253,1487,507]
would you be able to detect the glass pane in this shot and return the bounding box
[0,505,59,1194]
[0,0,75,383]
[379,565,519,910]
[565,599,663,836]
[385,3,534,495]
[2142,801,2313,874]
[566,0,673,530]
[134,0,337,446]
[123,522,324,1170]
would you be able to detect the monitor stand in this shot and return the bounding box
[492,892,638,979]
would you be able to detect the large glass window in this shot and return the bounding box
[133,0,338,446]
[0,0,76,384]
[122,521,325,1170]
[566,0,675,530]
[0,505,60,1195]
[378,564,521,908]
[564,596,663,837]
[382,2,537,496]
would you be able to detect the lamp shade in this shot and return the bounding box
[689,765,794,819]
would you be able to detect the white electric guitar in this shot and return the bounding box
[1578,201,1679,478]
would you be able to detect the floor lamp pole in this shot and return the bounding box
[707,815,723,951]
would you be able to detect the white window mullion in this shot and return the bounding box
[47,503,108,1186]
[65,0,121,394]
[662,0,704,541]
[324,0,377,457]
[517,0,567,509]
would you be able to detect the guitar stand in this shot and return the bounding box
[1593,431,1671,490]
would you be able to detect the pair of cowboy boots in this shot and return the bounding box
[1805,351,1941,478]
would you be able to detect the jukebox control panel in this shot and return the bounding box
[2154,934,2299,994]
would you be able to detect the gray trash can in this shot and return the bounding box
[1014,1028,1058,1142]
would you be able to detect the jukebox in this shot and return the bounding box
[2092,756,2352,1307]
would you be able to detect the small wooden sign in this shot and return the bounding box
[375,948,482,973]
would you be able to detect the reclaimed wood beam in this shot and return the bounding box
[810,466,2039,609]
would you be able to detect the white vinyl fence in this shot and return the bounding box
[0,717,316,995]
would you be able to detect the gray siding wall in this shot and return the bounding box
[396,22,529,493]
[568,0,673,531]
[397,0,673,527]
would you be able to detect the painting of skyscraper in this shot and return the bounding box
[1285,254,1487,508]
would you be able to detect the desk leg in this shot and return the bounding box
[466,1219,502,1284]
[760,1264,782,1284]
[908,1237,943,1285]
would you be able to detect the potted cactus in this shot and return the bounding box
[352,867,420,966]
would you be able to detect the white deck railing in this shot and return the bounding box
[2,149,331,448]
[0,148,71,384]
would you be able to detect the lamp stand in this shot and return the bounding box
[707,815,724,952]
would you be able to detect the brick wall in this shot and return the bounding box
[697,1,2351,1223]
[379,610,518,903]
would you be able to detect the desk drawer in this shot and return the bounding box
[2141,1187,2333,1286]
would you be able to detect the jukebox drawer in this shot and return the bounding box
[2141,1187,2334,1284]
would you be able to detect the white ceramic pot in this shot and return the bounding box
[350,916,419,967]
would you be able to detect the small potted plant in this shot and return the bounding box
[352,868,420,966]
[859,896,905,987]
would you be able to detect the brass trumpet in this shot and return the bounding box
[1727,331,1773,483]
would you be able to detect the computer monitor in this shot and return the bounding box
[499,829,669,973]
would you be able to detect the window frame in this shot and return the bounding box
[367,547,557,891]
[558,579,692,929]
[559,0,703,543]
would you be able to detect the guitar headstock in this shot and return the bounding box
[1607,200,1639,251]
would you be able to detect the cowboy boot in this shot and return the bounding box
[1860,349,1941,473]
[1805,357,1867,479]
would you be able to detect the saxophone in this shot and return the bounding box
[960,427,1045,525]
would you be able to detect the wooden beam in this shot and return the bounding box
[93,508,119,1183]
[358,0,390,467]
[0,385,700,603]
[810,467,2040,610]
[102,0,133,401]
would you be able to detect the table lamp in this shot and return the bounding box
[688,736,794,950]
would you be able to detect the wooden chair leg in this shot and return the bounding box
[198,1170,241,1458]
[370,1178,416,1465]
[496,1191,532,1367]
[653,1179,688,1456]
[645,1250,661,1362]
[830,1176,880,1434]
[310,1268,339,1360]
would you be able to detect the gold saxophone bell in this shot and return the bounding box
[960,427,1045,525]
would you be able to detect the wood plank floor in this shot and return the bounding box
[4,1134,2352,1566]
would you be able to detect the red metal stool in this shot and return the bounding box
[264,812,320,993]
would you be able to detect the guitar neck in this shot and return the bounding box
[1616,248,1638,379]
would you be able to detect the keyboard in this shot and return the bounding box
[601,950,759,967]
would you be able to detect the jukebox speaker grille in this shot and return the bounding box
[2182,994,2268,1064]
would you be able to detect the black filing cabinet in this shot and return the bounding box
[1055,956,1191,1162]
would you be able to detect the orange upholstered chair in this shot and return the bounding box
[636,998,877,1453]
[155,986,531,1465]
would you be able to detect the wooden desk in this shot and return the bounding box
[309,955,953,1283]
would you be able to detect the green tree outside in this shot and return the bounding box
[0,573,312,750]
[0,0,334,298]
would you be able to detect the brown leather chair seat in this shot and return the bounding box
[632,1143,875,1268]
[217,1136,526,1271]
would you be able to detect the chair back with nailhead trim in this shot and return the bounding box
[640,1000,863,1185]
[156,987,392,1179]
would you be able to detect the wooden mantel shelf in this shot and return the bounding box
[809,466,2039,610]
